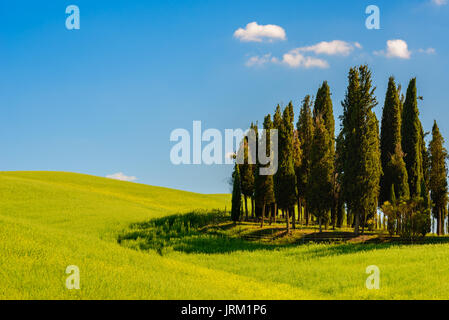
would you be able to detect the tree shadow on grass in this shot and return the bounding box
[118,210,449,256]
[172,235,283,254]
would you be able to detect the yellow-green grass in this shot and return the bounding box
[2,171,449,299]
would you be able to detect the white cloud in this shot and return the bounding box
[234,22,286,42]
[374,39,411,59]
[432,0,447,5]
[106,172,137,182]
[282,50,329,69]
[243,40,360,69]
[418,47,436,54]
[296,40,358,56]
[245,53,278,67]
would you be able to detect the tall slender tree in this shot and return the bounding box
[231,163,242,223]
[340,65,380,235]
[313,81,336,227]
[313,81,335,153]
[380,77,407,204]
[272,105,283,222]
[429,120,448,235]
[250,122,259,218]
[297,96,314,226]
[292,129,302,223]
[254,115,276,228]
[239,132,255,221]
[308,117,333,232]
[277,107,297,232]
[402,78,424,198]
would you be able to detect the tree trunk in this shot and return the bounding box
[319,217,322,233]
[274,203,277,223]
[286,207,290,233]
[260,204,265,228]
[305,203,309,226]
[291,207,296,229]
[244,196,248,221]
[354,212,360,235]
[297,198,301,223]
[251,198,255,219]
[269,203,273,225]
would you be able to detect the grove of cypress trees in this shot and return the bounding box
[401,78,423,198]
[429,121,448,235]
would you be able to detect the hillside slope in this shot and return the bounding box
[0,171,317,299]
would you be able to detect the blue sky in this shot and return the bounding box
[0,0,448,193]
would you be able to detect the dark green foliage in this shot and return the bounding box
[273,105,283,206]
[307,117,333,232]
[380,77,406,204]
[340,65,381,234]
[386,144,410,200]
[254,115,276,210]
[429,121,448,235]
[401,78,423,197]
[297,96,314,224]
[239,131,255,220]
[277,107,297,231]
[313,81,335,155]
[231,164,242,222]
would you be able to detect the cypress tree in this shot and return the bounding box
[380,77,406,204]
[313,81,336,228]
[254,115,276,228]
[231,163,242,223]
[429,121,448,235]
[292,129,302,224]
[272,105,283,222]
[239,132,255,221]
[335,131,345,228]
[402,78,423,198]
[308,117,333,232]
[421,125,431,209]
[313,81,335,153]
[250,122,259,218]
[297,95,314,226]
[340,65,380,235]
[277,107,297,232]
[362,108,382,232]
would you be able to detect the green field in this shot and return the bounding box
[2,171,449,299]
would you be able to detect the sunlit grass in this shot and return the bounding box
[2,171,449,299]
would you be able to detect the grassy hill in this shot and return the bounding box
[2,171,449,299]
